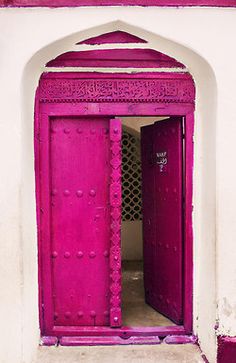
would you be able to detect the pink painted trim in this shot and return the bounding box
[46,49,185,69]
[41,71,192,79]
[59,335,161,345]
[183,112,194,333]
[39,112,55,334]
[34,87,44,333]
[40,336,58,346]
[163,335,197,344]
[217,336,236,363]
[77,31,147,45]
[42,102,194,117]
[2,0,236,7]
[47,325,186,337]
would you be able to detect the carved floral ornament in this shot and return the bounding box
[39,78,195,104]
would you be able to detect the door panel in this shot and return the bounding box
[141,117,183,324]
[50,117,111,327]
[40,116,122,331]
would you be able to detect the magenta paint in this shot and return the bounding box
[141,118,183,324]
[37,116,122,332]
[51,117,113,328]
[77,31,147,45]
[46,49,185,69]
[217,336,236,363]
[183,112,194,334]
[163,335,198,344]
[35,71,195,341]
[1,0,236,7]
[109,118,122,327]
[39,72,195,105]
[41,325,186,339]
[40,336,58,346]
[59,335,161,345]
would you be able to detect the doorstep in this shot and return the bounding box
[35,342,205,363]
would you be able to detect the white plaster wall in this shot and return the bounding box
[122,221,143,260]
[216,56,236,336]
[0,7,235,363]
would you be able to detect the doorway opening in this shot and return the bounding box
[120,116,183,328]
[36,71,194,344]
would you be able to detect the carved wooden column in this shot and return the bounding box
[109,118,122,327]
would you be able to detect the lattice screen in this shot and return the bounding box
[122,129,142,221]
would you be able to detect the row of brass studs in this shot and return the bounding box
[51,189,96,197]
[51,127,109,135]
[54,310,109,320]
[51,250,109,258]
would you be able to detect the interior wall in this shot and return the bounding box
[121,221,143,260]
[0,9,228,363]
[122,117,167,133]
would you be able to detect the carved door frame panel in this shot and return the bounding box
[35,71,195,345]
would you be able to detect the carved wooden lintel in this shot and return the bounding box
[39,77,195,104]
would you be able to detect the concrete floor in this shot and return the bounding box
[35,344,205,363]
[35,261,204,363]
[122,261,175,326]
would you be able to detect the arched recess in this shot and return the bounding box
[21,22,217,358]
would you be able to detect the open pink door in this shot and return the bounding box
[38,116,122,334]
[141,117,183,324]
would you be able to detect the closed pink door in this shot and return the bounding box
[141,117,183,324]
[38,116,122,333]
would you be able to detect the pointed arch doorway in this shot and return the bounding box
[35,35,195,345]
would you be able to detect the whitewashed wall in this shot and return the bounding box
[0,7,235,363]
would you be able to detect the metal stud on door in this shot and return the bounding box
[109,118,122,328]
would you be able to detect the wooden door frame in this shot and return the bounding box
[35,71,195,345]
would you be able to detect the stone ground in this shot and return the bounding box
[122,261,175,326]
[35,344,205,363]
[36,263,205,362]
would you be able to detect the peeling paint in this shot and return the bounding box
[222,298,233,318]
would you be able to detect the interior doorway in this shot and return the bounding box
[120,116,184,328]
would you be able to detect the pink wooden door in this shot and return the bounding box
[141,117,183,324]
[39,116,122,333]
